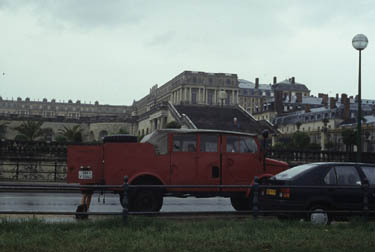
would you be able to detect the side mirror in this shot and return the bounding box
[262,130,269,139]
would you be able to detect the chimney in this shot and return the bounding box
[291,77,295,84]
[255,78,259,89]
[296,93,302,103]
[341,93,350,120]
[273,76,277,84]
[336,93,339,100]
[275,91,283,115]
[330,97,336,109]
[322,94,328,108]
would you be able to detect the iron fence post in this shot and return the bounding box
[362,179,369,222]
[252,176,259,219]
[122,176,129,224]
[54,161,57,182]
[16,161,19,181]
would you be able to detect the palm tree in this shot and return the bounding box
[14,121,44,141]
[58,125,83,143]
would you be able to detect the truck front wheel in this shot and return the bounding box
[230,196,251,211]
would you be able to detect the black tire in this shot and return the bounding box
[132,190,163,212]
[75,204,88,220]
[308,205,331,225]
[230,196,251,211]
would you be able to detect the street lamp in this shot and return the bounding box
[352,34,369,162]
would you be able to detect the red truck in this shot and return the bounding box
[67,129,288,212]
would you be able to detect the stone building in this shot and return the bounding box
[0,97,130,119]
[238,78,273,115]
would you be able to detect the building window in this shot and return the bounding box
[191,88,198,104]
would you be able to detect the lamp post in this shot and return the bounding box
[352,34,368,162]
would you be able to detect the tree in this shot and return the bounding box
[14,121,44,141]
[118,128,129,134]
[342,128,356,152]
[165,121,181,129]
[58,125,83,143]
[0,122,8,139]
[291,131,311,150]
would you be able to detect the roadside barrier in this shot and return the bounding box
[0,176,374,224]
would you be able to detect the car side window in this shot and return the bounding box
[200,135,218,152]
[324,167,337,185]
[173,134,196,152]
[361,166,375,184]
[335,166,361,185]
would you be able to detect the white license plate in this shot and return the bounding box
[79,170,93,180]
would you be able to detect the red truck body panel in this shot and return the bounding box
[67,145,103,185]
[67,129,289,195]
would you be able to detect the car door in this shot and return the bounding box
[330,165,363,210]
[359,165,375,211]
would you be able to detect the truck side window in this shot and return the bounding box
[226,136,257,153]
[173,134,197,152]
[200,135,218,152]
[226,136,238,152]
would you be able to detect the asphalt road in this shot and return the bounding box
[0,192,235,222]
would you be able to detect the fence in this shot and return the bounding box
[268,149,375,165]
[0,176,374,224]
[0,158,67,182]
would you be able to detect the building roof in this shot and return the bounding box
[238,79,272,90]
[174,105,271,134]
[273,79,310,92]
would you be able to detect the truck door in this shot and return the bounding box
[221,135,260,190]
[170,133,199,186]
[196,134,221,189]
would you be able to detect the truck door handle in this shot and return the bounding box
[212,166,219,178]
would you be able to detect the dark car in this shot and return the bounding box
[259,162,375,224]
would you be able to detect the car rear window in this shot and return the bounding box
[273,163,318,180]
[361,166,375,184]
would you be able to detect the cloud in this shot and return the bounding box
[0,0,144,29]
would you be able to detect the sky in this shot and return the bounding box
[0,0,374,105]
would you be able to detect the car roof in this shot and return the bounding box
[301,162,375,166]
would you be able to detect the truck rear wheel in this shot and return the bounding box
[119,190,163,212]
[133,190,163,212]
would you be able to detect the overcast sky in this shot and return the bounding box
[0,0,374,105]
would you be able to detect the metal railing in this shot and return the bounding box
[0,159,66,182]
[0,177,374,224]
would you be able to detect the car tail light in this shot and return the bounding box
[279,188,290,199]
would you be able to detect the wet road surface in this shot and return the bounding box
[0,192,235,222]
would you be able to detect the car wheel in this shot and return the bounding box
[309,206,330,225]
[230,196,251,211]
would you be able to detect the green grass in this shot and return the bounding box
[0,217,374,252]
